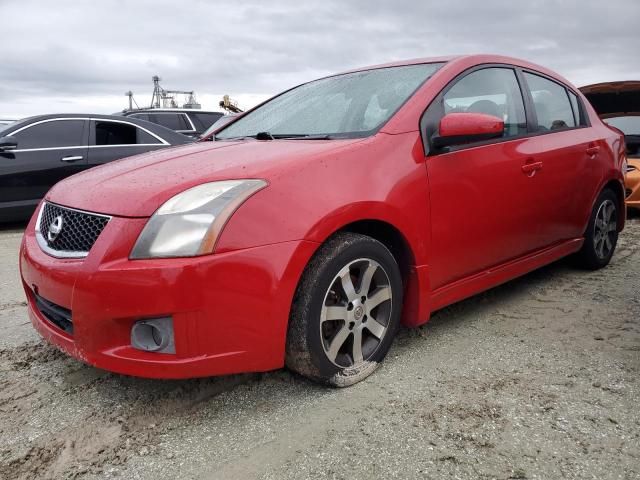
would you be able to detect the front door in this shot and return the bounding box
[0,118,88,217]
[423,67,540,289]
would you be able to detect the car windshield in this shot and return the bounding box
[216,63,444,140]
[200,115,237,140]
[0,121,15,134]
[604,116,640,135]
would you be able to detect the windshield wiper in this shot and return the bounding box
[218,132,334,141]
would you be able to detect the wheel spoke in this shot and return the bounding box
[608,223,617,232]
[327,326,350,362]
[352,328,364,364]
[368,286,391,309]
[340,269,357,301]
[322,306,347,322]
[365,317,386,339]
[604,235,612,251]
[359,262,377,295]
[604,203,613,223]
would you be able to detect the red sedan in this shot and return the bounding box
[20,55,626,386]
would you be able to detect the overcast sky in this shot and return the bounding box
[1,0,638,119]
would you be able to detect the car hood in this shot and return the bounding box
[580,81,640,117]
[46,139,367,217]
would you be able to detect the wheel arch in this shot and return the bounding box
[602,178,626,231]
[294,214,426,330]
[333,219,416,282]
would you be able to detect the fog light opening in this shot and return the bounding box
[131,317,175,354]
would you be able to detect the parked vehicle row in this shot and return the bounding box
[0,114,191,222]
[19,54,626,386]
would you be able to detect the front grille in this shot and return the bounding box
[37,202,110,256]
[34,293,73,335]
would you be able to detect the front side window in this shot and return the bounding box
[217,63,444,139]
[443,68,527,138]
[13,120,85,149]
[524,72,576,131]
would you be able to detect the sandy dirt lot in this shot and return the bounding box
[0,218,639,480]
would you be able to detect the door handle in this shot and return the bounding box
[521,161,543,176]
[61,155,83,162]
[586,146,600,156]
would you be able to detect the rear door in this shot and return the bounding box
[422,66,541,289]
[519,71,601,242]
[87,119,169,166]
[0,118,88,213]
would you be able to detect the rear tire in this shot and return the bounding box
[574,189,619,270]
[286,232,403,387]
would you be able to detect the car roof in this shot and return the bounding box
[4,113,192,144]
[337,54,561,75]
[122,109,223,114]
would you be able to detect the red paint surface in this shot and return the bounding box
[438,112,504,138]
[20,55,626,378]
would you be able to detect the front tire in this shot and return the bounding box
[286,232,403,387]
[575,188,619,270]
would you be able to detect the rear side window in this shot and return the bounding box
[524,72,576,131]
[191,112,223,129]
[129,113,151,122]
[95,122,137,145]
[95,121,163,145]
[443,67,527,137]
[137,129,162,144]
[13,120,85,149]
[154,113,192,131]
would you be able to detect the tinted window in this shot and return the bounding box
[137,129,162,144]
[605,116,640,135]
[14,120,85,149]
[129,113,151,122]
[154,113,191,131]
[191,112,223,129]
[443,68,527,137]
[524,73,576,131]
[0,122,15,134]
[95,121,137,145]
[217,63,444,139]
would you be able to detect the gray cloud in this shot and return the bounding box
[1,0,639,118]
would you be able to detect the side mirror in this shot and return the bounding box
[0,136,17,151]
[432,113,504,149]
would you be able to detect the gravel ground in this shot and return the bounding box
[0,218,639,480]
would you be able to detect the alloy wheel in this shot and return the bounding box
[320,258,393,368]
[593,199,617,259]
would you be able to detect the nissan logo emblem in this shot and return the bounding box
[47,215,64,242]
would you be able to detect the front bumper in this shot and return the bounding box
[20,212,318,379]
[626,160,640,210]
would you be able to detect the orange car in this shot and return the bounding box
[581,81,640,210]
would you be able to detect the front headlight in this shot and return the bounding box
[130,179,267,259]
